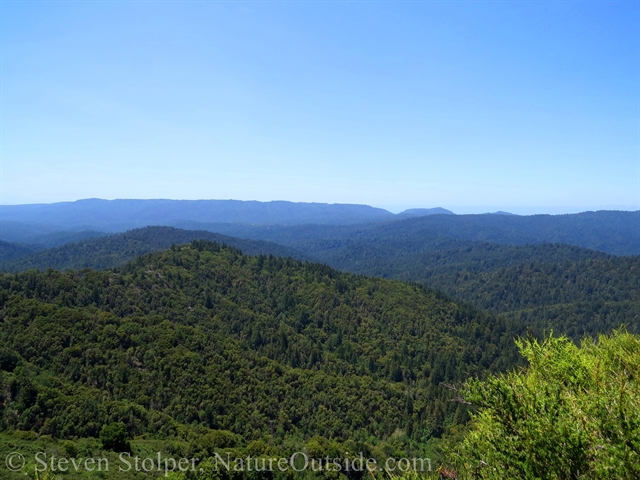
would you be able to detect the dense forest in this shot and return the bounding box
[2,207,639,478]
[0,241,526,476]
[3,209,638,256]
[0,241,37,263]
[6,227,638,342]
[308,240,640,339]
[0,222,107,249]
[207,210,640,256]
[0,227,308,272]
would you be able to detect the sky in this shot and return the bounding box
[1,1,639,215]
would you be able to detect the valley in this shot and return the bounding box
[1,201,639,478]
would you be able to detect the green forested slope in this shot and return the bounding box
[0,241,37,263]
[7,226,638,340]
[423,255,639,311]
[307,239,608,276]
[0,226,309,272]
[0,241,523,454]
[289,239,640,338]
[0,222,107,248]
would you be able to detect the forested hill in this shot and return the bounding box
[384,210,640,255]
[0,226,310,272]
[321,239,640,339]
[0,221,107,248]
[5,226,638,341]
[448,255,640,339]
[0,241,36,263]
[0,241,523,454]
[208,210,640,256]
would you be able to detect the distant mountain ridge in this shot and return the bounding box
[0,198,397,229]
[0,198,460,231]
[6,200,637,255]
[2,200,638,256]
[395,207,455,219]
[206,210,640,256]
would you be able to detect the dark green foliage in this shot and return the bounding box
[286,238,640,340]
[316,239,609,277]
[4,219,638,343]
[0,431,189,479]
[0,347,18,372]
[198,430,240,454]
[424,256,640,314]
[188,215,640,340]
[0,241,523,451]
[100,422,130,452]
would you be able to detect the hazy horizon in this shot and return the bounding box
[1,197,638,217]
[3,2,638,211]
[0,1,640,213]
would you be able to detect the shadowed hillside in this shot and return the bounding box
[0,226,310,272]
[205,210,640,256]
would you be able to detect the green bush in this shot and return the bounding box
[99,422,131,453]
[451,330,640,479]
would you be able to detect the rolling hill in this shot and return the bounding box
[0,241,524,457]
[204,210,640,256]
[4,224,638,340]
[0,241,37,263]
[317,239,640,338]
[0,226,310,272]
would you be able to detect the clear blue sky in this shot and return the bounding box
[2,1,639,214]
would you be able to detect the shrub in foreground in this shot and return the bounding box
[450,330,640,479]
